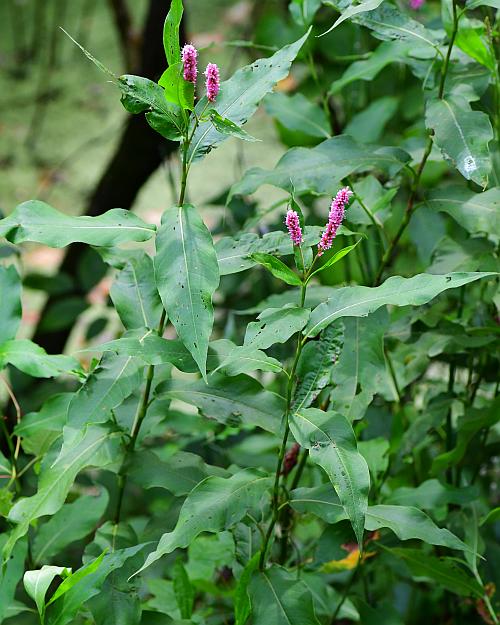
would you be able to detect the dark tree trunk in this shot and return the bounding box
[32,0,182,354]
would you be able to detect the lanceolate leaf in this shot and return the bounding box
[187,30,310,162]
[289,408,370,546]
[24,566,69,622]
[251,253,302,286]
[135,470,271,575]
[0,536,28,623]
[110,253,163,330]
[229,135,410,199]
[384,548,483,598]
[305,272,495,337]
[244,305,310,350]
[211,339,283,376]
[248,566,321,625]
[263,92,330,139]
[32,490,109,565]
[67,353,144,426]
[0,265,21,345]
[0,339,82,378]
[426,96,493,187]
[320,0,384,35]
[292,321,344,411]
[0,201,156,247]
[4,425,122,560]
[154,204,220,380]
[163,0,183,66]
[209,110,259,142]
[157,374,285,434]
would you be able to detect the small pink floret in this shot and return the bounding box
[181,44,198,83]
[204,63,220,102]
[285,209,303,246]
[409,0,425,9]
[317,187,353,256]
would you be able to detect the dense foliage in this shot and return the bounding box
[0,0,499,623]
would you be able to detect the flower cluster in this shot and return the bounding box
[285,209,303,246]
[317,187,353,256]
[180,44,221,103]
[409,0,425,9]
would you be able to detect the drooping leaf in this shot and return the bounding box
[244,305,310,350]
[263,92,330,139]
[67,353,144,426]
[289,408,370,546]
[154,204,220,380]
[0,265,22,345]
[384,548,483,598]
[229,135,410,200]
[426,95,493,187]
[248,566,321,625]
[135,469,271,575]
[305,272,495,337]
[187,30,310,162]
[320,0,385,35]
[4,425,122,560]
[32,490,109,565]
[110,253,163,330]
[424,186,500,237]
[24,566,69,622]
[129,449,227,496]
[157,374,285,434]
[292,321,344,412]
[216,226,323,275]
[251,253,302,286]
[0,339,82,378]
[0,201,156,247]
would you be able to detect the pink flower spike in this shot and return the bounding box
[317,186,353,256]
[204,63,220,102]
[409,0,425,9]
[181,44,198,83]
[285,209,303,246]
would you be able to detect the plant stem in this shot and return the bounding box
[259,282,307,570]
[374,1,460,285]
[330,559,362,623]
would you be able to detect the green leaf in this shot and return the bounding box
[67,353,144,426]
[0,536,28,623]
[290,0,323,26]
[89,331,196,372]
[32,490,109,565]
[306,241,361,282]
[157,374,285,434]
[263,92,330,139]
[14,393,72,456]
[344,96,399,144]
[187,30,310,162]
[118,75,183,141]
[159,62,194,110]
[248,566,321,625]
[163,0,183,66]
[426,95,493,188]
[251,253,302,286]
[4,425,122,560]
[155,204,220,380]
[320,0,384,35]
[365,505,470,552]
[455,23,495,70]
[244,305,310,350]
[211,339,283,376]
[24,566,69,622]
[234,552,260,625]
[229,135,410,200]
[0,265,21,345]
[172,560,194,619]
[305,272,495,337]
[209,110,259,142]
[289,484,346,524]
[385,548,483,598]
[110,253,163,330]
[292,321,344,411]
[424,186,500,238]
[0,339,82,378]
[216,226,322,275]
[432,397,500,473]
[330,41,412,94]
[386,479,478,509]
[0,201,156,247]
[466,0,500,7]
[45,546,145,625]
[129,449,227,497]
[60,28,116,79]
[134,469,271,575]
[289,408,370,546]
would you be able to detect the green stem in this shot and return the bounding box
[259,282,307,570]
[374,1,460,285]
[330,559,362,624]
